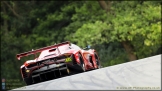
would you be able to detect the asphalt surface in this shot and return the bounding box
[13,54,161,90]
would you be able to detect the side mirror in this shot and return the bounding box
[83,45,91,50]
[87,45,91,49]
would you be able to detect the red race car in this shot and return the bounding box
[16,41,101,85]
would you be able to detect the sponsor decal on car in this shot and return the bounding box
[65,57,72,62]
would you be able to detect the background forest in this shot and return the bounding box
[1,1,161,88]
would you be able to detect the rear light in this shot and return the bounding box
[27,63,37,68]
[24,62,29,67]
[24,62,37,68]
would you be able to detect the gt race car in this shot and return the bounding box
[16,41,101,85]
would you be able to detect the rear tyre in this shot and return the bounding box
[79,54,86,72]
[24,77,33,85]
[95,53,101,69]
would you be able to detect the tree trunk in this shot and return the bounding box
[98,1,137,61]
[98,0,111,12]
[3,1,21,18]
[122,41,138,61]
[1,2,8,35]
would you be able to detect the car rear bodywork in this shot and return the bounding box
[16,41,101,85]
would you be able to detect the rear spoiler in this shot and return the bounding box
[16,41,70,60]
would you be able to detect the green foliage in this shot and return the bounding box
[1,1,161,89]
[94,42,128,67]
[69,1,161,59]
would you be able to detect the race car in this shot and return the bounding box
[16,41,101,85]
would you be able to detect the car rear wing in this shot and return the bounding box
[16,41,70,60]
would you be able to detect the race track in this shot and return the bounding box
[13,54,161,90]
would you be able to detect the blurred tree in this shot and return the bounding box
[1,1,161,88]
[68,1,161,61]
